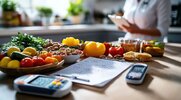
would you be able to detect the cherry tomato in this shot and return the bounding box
[39,52,52,59]
[0,53,5,60]
[52,55,62,62]
[32,56,45,66]
[109,46,124,57]
[45,57,58,64]
[20,57,34,67]
[103,42,111,56]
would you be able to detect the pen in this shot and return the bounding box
[54,74,90,82]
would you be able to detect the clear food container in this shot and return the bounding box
[142,40,165,57]
[118,38,142,53]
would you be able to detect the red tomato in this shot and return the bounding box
[109,46,124,57]
[103,42,111,56]
[32,56,45,66]
[39,52,52,60]
[0,53,5,60]
[20,57,34,67]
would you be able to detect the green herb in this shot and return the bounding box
[1,32,47,52]
[36,6,53,17]
[0,0,16,11]
[67,0,84,16]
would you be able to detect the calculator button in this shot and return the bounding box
[56,82,62,86]
[51,81,57,85]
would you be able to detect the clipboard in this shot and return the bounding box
[52,57,133,87]
[108,15,130,27]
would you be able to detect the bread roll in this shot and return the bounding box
[123,51,152,62]
[123,51,136,61]
[135,52,152,62]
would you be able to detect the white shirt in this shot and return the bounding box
[123,0,171,41]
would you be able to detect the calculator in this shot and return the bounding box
[126,63,148,84]
[14,74,72,98]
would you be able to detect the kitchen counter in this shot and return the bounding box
[0,43,181,100]
[0,24,180,36]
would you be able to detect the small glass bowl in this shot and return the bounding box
[142,40,165,57]
[118,38,142,53]
[63,54,81,63]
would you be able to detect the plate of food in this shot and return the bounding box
[0,33,66,76]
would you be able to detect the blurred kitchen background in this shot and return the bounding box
[1,0,181,26]
[0,0,181,43]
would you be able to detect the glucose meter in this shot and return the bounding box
[126,63,148,84]
[14,74,72,98]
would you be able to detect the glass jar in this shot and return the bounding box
[118,38,142,53]
[142,40,165,57]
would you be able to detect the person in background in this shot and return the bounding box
[119,0,171,42]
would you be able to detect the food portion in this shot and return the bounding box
[142,40,165,57]
[123,51,152,62]
[0,33,63,69]
[119,39,141,53]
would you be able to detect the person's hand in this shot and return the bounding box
[118,23,141,34]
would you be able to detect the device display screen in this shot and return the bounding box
[127,65,147,80]
[132,65,145,73]
[29,76,55,87]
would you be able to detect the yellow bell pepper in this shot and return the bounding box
[62,37,80,46]
[83,41,106,57]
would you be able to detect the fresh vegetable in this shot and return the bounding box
[7,46,21,57]
[83,41,106,57]
[154,42,164,49]
[1,32,47,52]
[10,51,30,61]
[62,37,80,46]
[142,40,165,57]
[7,60,20,69]
[103,42,111,56]
[0,53,5,60]
[32,56,45,66]
[45,57,58,64]
[53,55,62,62]
[0,57,11,67]
[109,46,124,57]
[22,51,32,56]
[39,52,52,60]
[20,57,34,67]
[23,47,37,56]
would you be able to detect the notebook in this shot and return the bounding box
[52,57,133,87]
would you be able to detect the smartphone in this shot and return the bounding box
[126,63,148,84]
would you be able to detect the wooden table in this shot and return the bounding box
[0,43,181,100]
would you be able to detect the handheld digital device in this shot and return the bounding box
[126,63,148,84]
[108,14,130,27]
[14,74,72,98]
